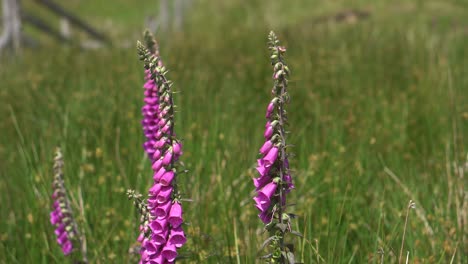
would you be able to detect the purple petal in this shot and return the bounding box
[160,171,175,186]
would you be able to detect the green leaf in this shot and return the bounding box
[290,230,303,238]
[260,235,277,251]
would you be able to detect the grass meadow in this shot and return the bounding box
[0,0,467,263]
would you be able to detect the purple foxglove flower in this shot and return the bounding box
[157,186,173,203]
[253,175,270,190]
[154,167,167,181]
[168,202,183,228]
[144,141,156,154]
[255,163,270,177]
[155,130,163,139]
[54,223,65,236]
[140,247,149,262]
[50,211,60,225]
[161,150,173,165]
[162,123,171,133]
[152,149,162,160]
[259,182,277,199]
[283,174,294,191]
[152,159,163,172]
[150,218,168,234]
[158,118,167,127]
[144,239,159,255]
[266,101,275,118]
[161,243,177,262]
[148,254,164,263]
[148,199,160,209]
[168,226,186,247]
[259,140,273,155]
[156,137,167,148]
[149,183,162,196]
[62,241,73,255]
[57,231,68,245]
[143,79,155,89]
[264,125,273,139]
[259,210,273,224]
[261,147,279,168]
[152,231,169,246]
[160,171,175,186]
[172,142,182,155]
[160,108,169,117]
[155,200,172,219]
[254,196,270,212]
[144,97,158,105]
[137,232,145,243]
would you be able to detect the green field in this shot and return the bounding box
[0,0,467,263]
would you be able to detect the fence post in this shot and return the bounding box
[0,0,22,53]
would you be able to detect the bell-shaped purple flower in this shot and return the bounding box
[62,241,73,255]
[155,200,172,219]
[254,196,270,212]
[157,186,173,203]
[168,225,186,247]
[261,146,279,168]
[152,229,169,245]
[162,150,173,165]
[256,181,277,205]
[256,163,271,178]
[150,217,168,234]
[259,210,273,224]
[154,167,167,181]
[149,183,162,196]
[173,142,182,156]
[253,175,270,190]
[152,159,163,172]
[168,202,183,228]
[144,239,159,256]
[160,171,175,186]
[161,243,178,262]
[259,140,273,155]
[266,101,275,118]
[264,125,273,139]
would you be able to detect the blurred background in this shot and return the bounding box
[0,0,467,263]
